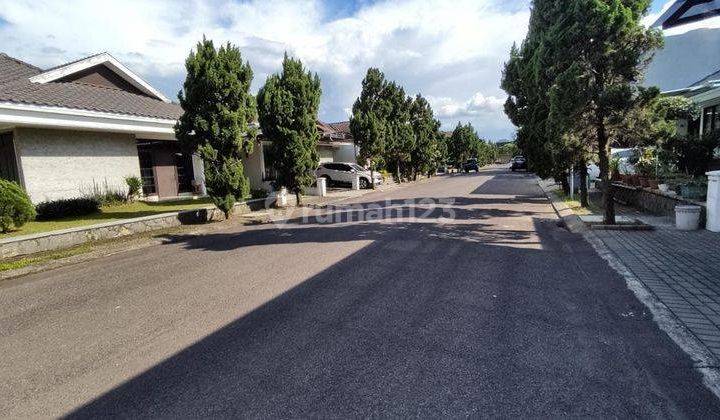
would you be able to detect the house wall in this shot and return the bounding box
[333,143,357,163]
[242,141,270,190]
[14,127,141,203]
[318,146,334,163]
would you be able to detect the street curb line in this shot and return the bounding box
[584,232,720,399]
[536,178,586,233]
[537,176,720,398]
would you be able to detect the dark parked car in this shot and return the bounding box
[462,158,479,173]
[510,156,527,171]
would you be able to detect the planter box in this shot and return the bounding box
[611,182,706,225]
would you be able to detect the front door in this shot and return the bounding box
[153,148,179,198]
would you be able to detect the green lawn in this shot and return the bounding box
[2,198,214,238]
[554,190,601,216]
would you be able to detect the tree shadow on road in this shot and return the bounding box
[65,215,720,418]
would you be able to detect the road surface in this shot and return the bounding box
[2,166,719,417]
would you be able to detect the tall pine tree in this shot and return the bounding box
[350,68,388,189]
[410,94,442,179]
[175,38,256,219]
[257,54,321,206]
[546,0,662,223]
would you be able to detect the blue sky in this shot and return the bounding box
[0,0,691,140]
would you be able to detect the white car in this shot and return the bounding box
[315,162,382,189]
[586,148,638,180]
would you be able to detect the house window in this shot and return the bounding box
[0,132,19,183]
[703,105,719,134]
[138,149,156,195]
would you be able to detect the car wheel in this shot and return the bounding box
[359,177,369,189]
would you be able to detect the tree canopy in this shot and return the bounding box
[175,38,256,218]
[502,0,663,223]
[257,54,322,205]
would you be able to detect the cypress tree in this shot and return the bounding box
[175,38,256,219]
[257,54,321,206]
[350,68,388,189]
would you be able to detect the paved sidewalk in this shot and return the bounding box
[589,211,720,361]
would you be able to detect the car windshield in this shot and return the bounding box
[351,164,365,171]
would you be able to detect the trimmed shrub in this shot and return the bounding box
[35,197,100,221]
[0,179,36,233]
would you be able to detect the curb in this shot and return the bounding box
[536,178,586,233]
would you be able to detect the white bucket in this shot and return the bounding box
[675,205,701,231]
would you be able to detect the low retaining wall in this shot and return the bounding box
[0,198,269,259]
[612,183,707,225]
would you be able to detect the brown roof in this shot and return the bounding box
[0,53,41,85]
[327,121,350,134]
[0,53,181,120]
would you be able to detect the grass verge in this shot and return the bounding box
[554,190,602,216]
[0,243,93,272]
[2,198,213,238]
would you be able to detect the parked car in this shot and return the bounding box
[462,158,480,172]
[586,148,638,180]
[510,156,527,171]
[315,162,382,189]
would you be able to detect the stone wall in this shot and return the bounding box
[0,199,268,259]
[612,183,707,225]
[14,128,141,203]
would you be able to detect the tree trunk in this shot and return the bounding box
[370,167,376,189]
[295,190,302,207]
[561,175,570,195]
[579,163,589,208]
[596,113,615,224]
[396,161,401,183]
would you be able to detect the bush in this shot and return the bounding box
[125,176,142,199]
[662,130,720,177]
[249,188,269,200]
[35,197,100,221]
[0,179,36,233]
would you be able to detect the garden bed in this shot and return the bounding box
[1,198,213,238]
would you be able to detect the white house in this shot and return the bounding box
[0,51,358,203]
[0,52,204,203]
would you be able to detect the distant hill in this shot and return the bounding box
[644,27,720,91]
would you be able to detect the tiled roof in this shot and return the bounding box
[0,79,182,119]
[327,120,350,133]
[0,54,41,85]
[0,53,181,120]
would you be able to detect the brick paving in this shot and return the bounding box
[590,216,720,361]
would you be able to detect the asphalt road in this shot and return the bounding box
[2,166,719,417]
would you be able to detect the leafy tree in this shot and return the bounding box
[257,54,321,206]
[350,68,388,189]
[175,38,256,219]
[410,94,442,178]
[382,82,415,182]
[448,122,481,165]
[546,0,662,223]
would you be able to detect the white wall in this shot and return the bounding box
[318,146,334,163]
[191,154,206,195]
[333,143,357,163]
[14,127,141,203]
[242,141,272,191]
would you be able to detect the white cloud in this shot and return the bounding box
[0,0,530,139]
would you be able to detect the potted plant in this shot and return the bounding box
[680,178,707,200]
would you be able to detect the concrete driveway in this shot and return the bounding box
[2,165,719,417]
